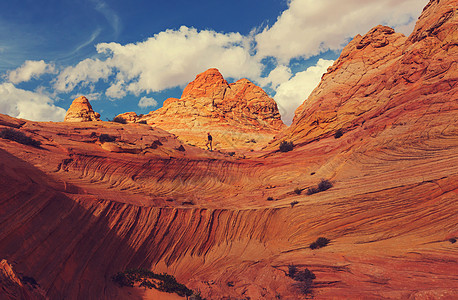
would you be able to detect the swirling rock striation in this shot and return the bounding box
[0,1,457,299]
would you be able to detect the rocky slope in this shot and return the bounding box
[117,68,285,150]
[273,0,457,148]
[0,1,457,299]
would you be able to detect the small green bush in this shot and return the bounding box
[449,238,456,244]
[112,268,195,298]
[287,265,315,295]
[279,141,294,152]
[307,179,333,195]
[112,272,134,287]
[288,265,297,278]
[334,129,343,139]
[267,197,274,201]
[0,128,41,147]
[310,237,330,250]
[294,188,302,195]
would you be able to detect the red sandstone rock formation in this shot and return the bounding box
[138,68,286,150]
[114,111,140,123]
[0,1,457,299]
[64,96,101,122]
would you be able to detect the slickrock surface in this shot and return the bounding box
[135,68,285,150]
[64,96,101,122]
[0,1,457,299]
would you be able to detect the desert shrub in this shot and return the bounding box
[176,145,185,151]
[334,129,343,139]
[294,188,302,195]
[137,120,147,124]
[287,265,315,295]
[310,237,330,250]
[307,179,333,195]
[227,281,234,287]
[228,152,235,156]
[182,200,195,205]
[99,133,116,143]
[0,128,41,147]
[112,116,127,124]
[267,197,274,201]
[318,179,333,191]
[112,272,134,287]
[288,265,297,278]
[290,201,299,208]
[294,268,316,282]
[112,268,195,297]
[279,141,294,152]
[139,279,156,289]
[449,238,456,244]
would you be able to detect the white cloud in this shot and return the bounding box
[97,26,262,95]
[274,59,334,125]
[0,83,66,121]
[258,64,292,90]
[7,60,55,84]
[70,92,101,101]
[138,96,158,108]
[55,26,262,98]
[54,58,113,93]
[255,0,429,63]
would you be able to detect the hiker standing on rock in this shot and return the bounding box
[206,132,213,151]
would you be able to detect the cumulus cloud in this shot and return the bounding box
[258,64,292,90]
[255,0,428,63]
[274,59,334,125]
[54,58,112,93]
[0,83,66,121]
[55,26,262,99]
[138,96,158,108]
[7,60,55,84]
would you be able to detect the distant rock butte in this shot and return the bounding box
[274,0,457,147]
[116,68,285,150]
[64,96,101,122]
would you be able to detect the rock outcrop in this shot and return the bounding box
[274,0,457,147]
[64,96,101,122]
[137,68,285,150]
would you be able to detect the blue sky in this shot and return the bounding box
[0,0,428,124]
